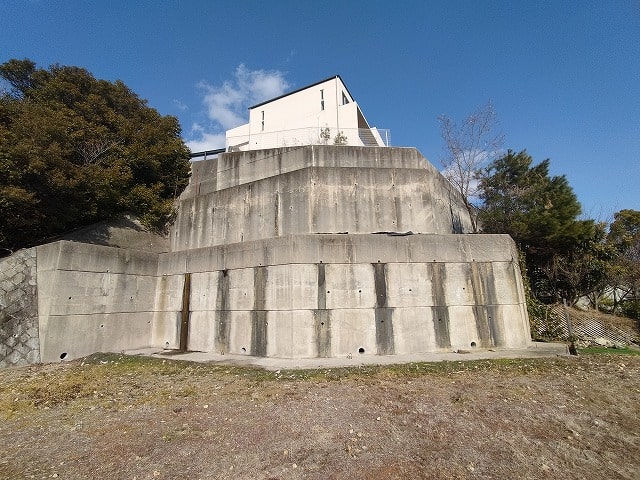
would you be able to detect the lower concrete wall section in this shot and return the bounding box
[161,234,531,358]
[1,233,531,366]
[36,241,167,363]
[0,248,40,367]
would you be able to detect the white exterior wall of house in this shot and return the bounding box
[226,76,384,152]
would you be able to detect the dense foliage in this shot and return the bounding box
[478,150,595,301]
[605,209,640,312]
[472,148,639,318]
[479,150,594,256]
[0,59,191,252]
[436,102,638,323]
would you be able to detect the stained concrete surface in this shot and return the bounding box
[1,145,535,367]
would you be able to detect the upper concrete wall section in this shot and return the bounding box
[172,146,472,251]
[182,146,428,199]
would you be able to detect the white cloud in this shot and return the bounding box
[173,99,188,111]
[186,130,226,153]
[186,65,289,152]
[199,80,246,130]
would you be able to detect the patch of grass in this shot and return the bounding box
[81,352,195,375]
[274,357,561,382]
[1,369,98,414]
[0,353,284,417]
[578,346,640,356]
[0,353,597,418]
[73,353,575,384]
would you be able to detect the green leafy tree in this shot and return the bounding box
[0,59,191,253]
[605,209,640,311]
[608,209,640,255]
[478,150,594,301]
[542,222,616,304]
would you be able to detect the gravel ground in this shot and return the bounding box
[1,351,639,480]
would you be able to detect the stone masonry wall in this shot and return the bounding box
[0,248,40,367]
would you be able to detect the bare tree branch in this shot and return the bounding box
[439,102,504,232]
[76,138,121,165]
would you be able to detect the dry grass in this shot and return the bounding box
[570,307,639,339]
[1,352,639,479]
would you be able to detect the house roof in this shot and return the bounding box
[249,75,355,110]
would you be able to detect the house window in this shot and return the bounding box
[342,92,349,105]
[261,111,264,131]
[320,89,324,110]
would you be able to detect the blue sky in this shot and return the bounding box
[2,0,639,220]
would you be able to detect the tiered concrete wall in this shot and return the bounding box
[0,145,532,366]
[182,146,427,199]
[0,248,40,367]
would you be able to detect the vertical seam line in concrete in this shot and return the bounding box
[180,272,191,351]
[373,262,394,355]
[317,263,326,310]
[251,266,268,356]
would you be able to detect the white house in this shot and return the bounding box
[225,75,389,152]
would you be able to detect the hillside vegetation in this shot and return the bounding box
[0,59,191,253]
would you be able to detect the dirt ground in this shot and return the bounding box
[1,350,639,480]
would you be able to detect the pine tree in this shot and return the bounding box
[479,150,594,301]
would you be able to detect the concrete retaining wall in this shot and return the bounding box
[1,233,528,365]
[172,146,473,251]
[182,146,429,199]
[160,234,530,358]
[35,241,166,363]
[0,146,532,366]
[182,262,529,358]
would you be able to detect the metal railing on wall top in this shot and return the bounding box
[226,127,391,151]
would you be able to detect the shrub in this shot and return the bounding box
[621,300,640,320]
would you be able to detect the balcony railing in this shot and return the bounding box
[189,148,225,161]
[226,127,390,152]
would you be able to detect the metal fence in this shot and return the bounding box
[533,303,639,346]
[226,127,391,151]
